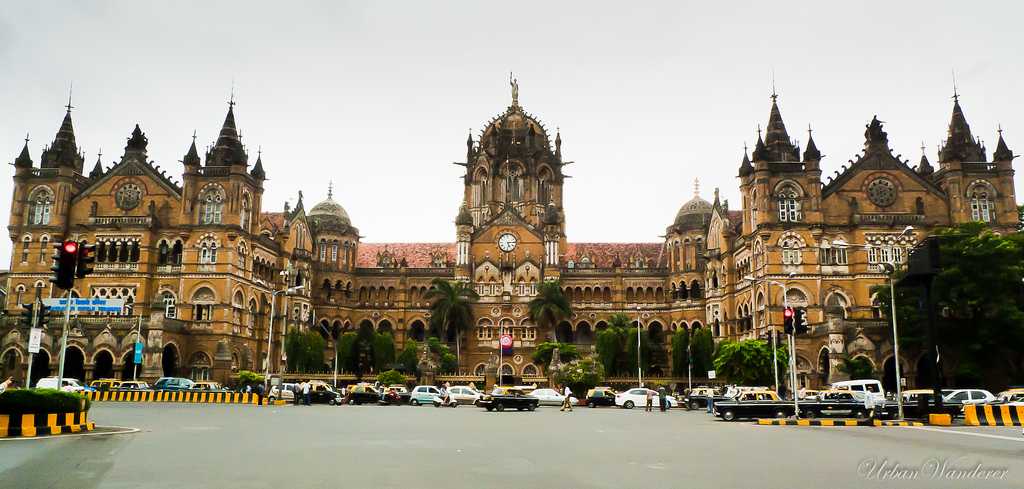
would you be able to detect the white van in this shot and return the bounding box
[831,380,885,404]
[36,377,86,392]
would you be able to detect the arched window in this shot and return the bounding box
[781,236,802,265]
[38,236,49,263]
[319,239,327,261]
[191,287,216,321]
[777,184,801,222]
[825,292,849,318]
[969,184,994,222]
[162,291,177,318]
[785,288,808,307]
[28,187,54,225]
[200,240,218,264]
[158,240,170,265]
[331,240,339,262]
[171,240,183,265]
[240,194,251,231]
[749,189,757,227]
[20,236,31,263]
[14,284,25,305]
[200,186,225,224]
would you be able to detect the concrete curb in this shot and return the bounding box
[86,391,277,406]
[757,418,924,427]
[964,404,1024,426]
[0,411,95,437]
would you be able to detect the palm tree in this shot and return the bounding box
[529,280,572,343]
[425,278,479,368]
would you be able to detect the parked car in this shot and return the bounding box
[799,390,869,419]
[712,390,791,421]
[996,388,1024,403]
[36,377,89,392]
[90,379,120,391]
[345,385,380,405]
[584,387,617,408]
[478,387,539,412]
[410,385,443,406]
[378,385,411,405]
[118,380,150,390]
[615,388,677,409]
[268,383,296,402]
[831,380,886,405]
[305,381,343,405]
[682,386,720,410]
[153,377,195,391]
[1004,393,1024,406]
[192,381,230,392]
[448,385,484,405]
[899,389,962,419]
[942,389,996,405]
[529,388,578,406]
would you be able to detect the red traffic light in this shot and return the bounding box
[63,241,79,254]
[783,307,794,318]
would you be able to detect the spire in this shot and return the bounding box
[693,177,701,198]
[207,97,248,167]
[14,134,33,168]
[250,147,266,179]
[89,150,104,178]
[751,126,768,161]
[762,92,797,161]
[327,180,334,199]
[916,142,934,175]
[993,126,1015,161]
[738,143,753,176]
[183,131,201,167]
[555,127,562,160]
[40,102,84,170]
[803,124,821,161]
[939,93,985,162]
[466,128,474,162]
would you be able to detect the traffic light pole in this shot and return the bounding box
[55,289,73,389]
[25,297,40,387]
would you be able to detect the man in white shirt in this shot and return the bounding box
[560,384,573,412]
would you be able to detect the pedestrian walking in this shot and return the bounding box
[302,381,311,406]
[658,386,668,412]
[560,384,573,412]
[257,383,265,397]
[245,384,252,394]
[645,389,654,412]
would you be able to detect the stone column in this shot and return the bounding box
[825,311,848,383]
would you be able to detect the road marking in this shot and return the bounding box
[907,426,1024,443]
[0,426,139,442]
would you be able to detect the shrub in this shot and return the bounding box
[532,342,579,370]
[237,370,265,387]
[376,369,406,386]
[554,358,604,397]
[0,388,90,414]
[396,341,419,374]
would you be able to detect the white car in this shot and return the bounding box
[268,384,296,402]
[448,386,484,405]
[529,388,578,406]
[943,389,996,405]
[36,377,87,392]
[831,380,886,405]
[615,388,677,409]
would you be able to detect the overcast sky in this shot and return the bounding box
[2,1,1021,263]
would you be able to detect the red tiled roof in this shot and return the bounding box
[563,242,665,268]
[260,212,286,233]
[357,243,456,268]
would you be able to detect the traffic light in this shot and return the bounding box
[794,308,810,335]
[783,306,794,334]
[37,304,51,328]
[76,241,96,278]
[50,240,79,290]
[21,303,35,327]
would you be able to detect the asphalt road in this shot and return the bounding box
[1,403,1022,489]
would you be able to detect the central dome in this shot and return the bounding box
[673,180,712,228]
[309,187,351,226]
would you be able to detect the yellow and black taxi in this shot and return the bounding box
[89,379,121,391]
[345,384,381,405]
[682,386,721,410]
[118,380,150,390]
[192,381,230,392]
[712,390,790,421]
[584,387,617,408]
[479,387,539,412]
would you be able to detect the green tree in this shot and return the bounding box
[690,327,715,375]
[336,332,358,373]
[237,370,265,389]
[376,369,406,386]
[713,339,788,386]
[873,223,1024,388]
[284,328,327,373]
[425,278,479,367]
[396,340,419,374]
[624,327,651,376]
[532,342,579,371]
[529,280,572,343]
[554,357,604,397]
[839,357,874,380]
[373,332,396,372]
[427,337,458,374]
[595,313,630,375]
[670,328,690,377]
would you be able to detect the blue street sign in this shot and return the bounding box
[42,298,126,313]
[134,341,144,364]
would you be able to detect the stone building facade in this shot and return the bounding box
[0,86,1016,390]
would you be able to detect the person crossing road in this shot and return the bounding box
[560,384,574,412]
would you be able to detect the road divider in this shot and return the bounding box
[85,391,280,406]
[964,404,1024,426]
[0,411,95,437]
[757,418,924,427]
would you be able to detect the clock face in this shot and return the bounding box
[867,178,897,207]
[497,233,518,252]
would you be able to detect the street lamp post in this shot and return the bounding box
[263,284,304,394]
[636,305,642,388]
[743,275,782,393]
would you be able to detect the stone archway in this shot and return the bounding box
[162,344,179,377]
[62,346,86,381]
[30,350,51,387]
[817,349,830,387]
[93,350,114,380]
[121,351,138,380]
[883,356,899,393]
[408,320,426,342]
[555,321,573,344]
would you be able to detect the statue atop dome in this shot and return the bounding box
[510,72,519,107]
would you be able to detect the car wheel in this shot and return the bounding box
[328,399,335,406]
[411,399,420,406]
[269,396,276,402]
[689,401,700,410]
[473,399,480,406]
[517,407,524,411]
[527,404,536,411]
[624,401,635,409]
[803,409,818,419]
[347,398,356,405]
[775,410,787,419]
[722,409,737,422]
[853,409,866,419]
[495,403,505,412]
[588,401,596,408]
[486,406,493,412]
